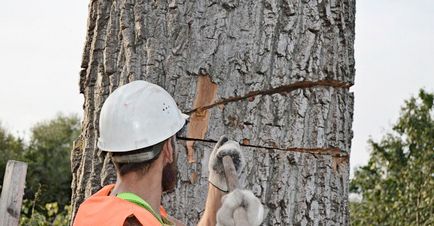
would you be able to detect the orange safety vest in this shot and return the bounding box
[73,184,171,226]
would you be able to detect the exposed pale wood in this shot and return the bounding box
[0,160,28,226]
[186,74,218,163]
[72,0,355,224]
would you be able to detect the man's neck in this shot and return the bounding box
[111,169,163,216]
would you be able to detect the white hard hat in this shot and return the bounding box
[97,80,188,152]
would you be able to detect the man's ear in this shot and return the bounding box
[163,139,174,164]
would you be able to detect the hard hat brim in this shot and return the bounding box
[181,113,189,120]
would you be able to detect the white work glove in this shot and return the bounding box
[216,189,265,226]
[208,136,245,192]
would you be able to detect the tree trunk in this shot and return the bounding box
[71,0,355,225]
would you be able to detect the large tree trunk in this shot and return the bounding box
[71,0,355,225]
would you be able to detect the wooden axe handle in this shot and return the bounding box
[222,156,250,226]
[222,156,239,191]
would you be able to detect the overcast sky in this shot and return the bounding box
[0,0,433,176]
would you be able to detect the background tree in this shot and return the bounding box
[0,114,80,225]
[1,115,80,206]
[350,90,434,225]
[72,0,355,224]
[25,114,81,208]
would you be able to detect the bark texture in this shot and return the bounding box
[71,0,355,225]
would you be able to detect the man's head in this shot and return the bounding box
[97,81,188,192]
[110,136,178,192]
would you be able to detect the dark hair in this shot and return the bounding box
[111,139,167,176]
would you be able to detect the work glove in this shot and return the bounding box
[208,136,245,192]
[216,189,265,226]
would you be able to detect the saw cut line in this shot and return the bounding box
[176,136,348,158]
[186,79,352,114]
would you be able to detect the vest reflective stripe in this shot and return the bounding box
[117,192,164,224]
[73,184,169,226]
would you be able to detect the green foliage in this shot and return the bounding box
[0,114,79,225]
[24,114,81,207]
[350,90,434,225]
[20,197,71,226]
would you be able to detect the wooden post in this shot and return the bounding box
[0,160,28,226]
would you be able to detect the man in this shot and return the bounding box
[73,81,264,226]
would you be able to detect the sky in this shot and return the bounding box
[0,0,433,176]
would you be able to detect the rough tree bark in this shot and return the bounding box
[71,0,355,225]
